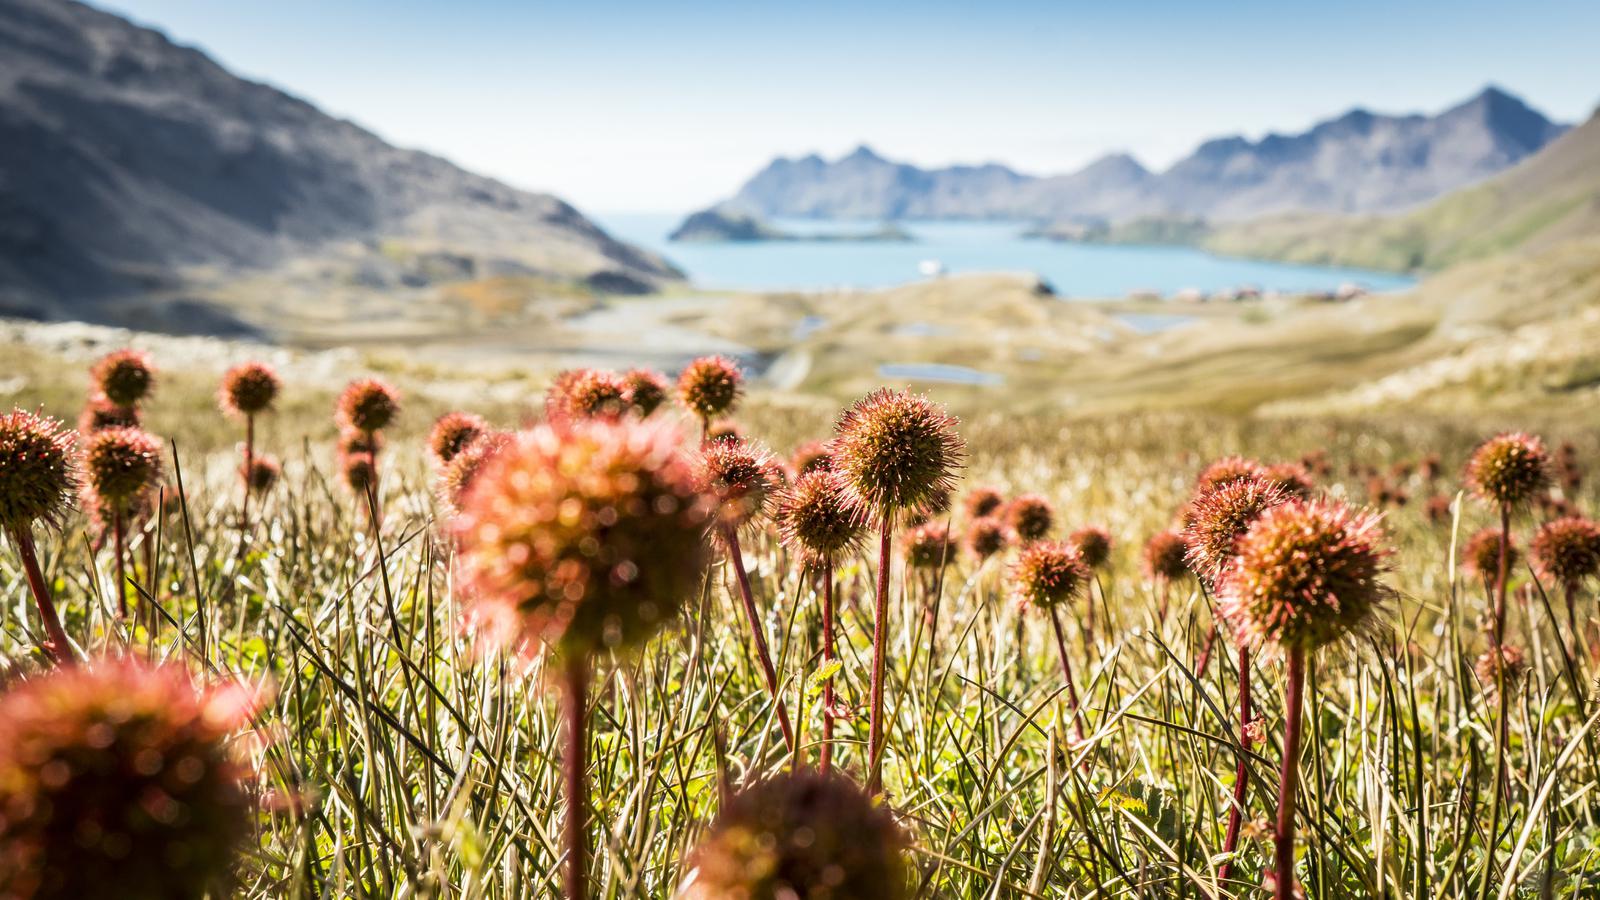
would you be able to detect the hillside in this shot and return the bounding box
[0,0,679,331]
[1199,108,1600,272]
[692,88,1564,228]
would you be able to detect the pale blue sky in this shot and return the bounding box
[102,0,1600,213]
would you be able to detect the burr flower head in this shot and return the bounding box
[1461,527,1518,581]
[775,470,863,570]
[547,369,628,422]
[428,411,489,466]
[0,657,256,899]
[336,378,400,433]
[1466,432,1550,508]
[1141,529,1190,581]
[676,355,743,422]
[218,361,281,417]
[622,368,669,417]
[1181,475,1289,585]
[78,397,140,434]
[963,485,1005,520]
[242,455,280,494]
[1004,493,1054,544]
[1474,644,1527,691]
[82,426,162,516]
[964,516,1009,560]
[338,449,376,496]
[338,427,382,458]
[1530,516,1600,586]
[435,431,510,517]
[680,769,908,900]
[452,420,713,658]
[1217,499,1391,653]
[1260,461,1316,500]
[698,437,783,526]
[791,439,835,476]
[831,389,964,522]
[0,409,80,530]
[90,349,155,407]
[1194,455,1262,494]
[1069,525,1113,569]
[1011,540,1090,609]
[901,520,956,570]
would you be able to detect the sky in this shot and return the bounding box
[103,0,1600,214]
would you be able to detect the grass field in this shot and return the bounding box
[3,332,1599,898]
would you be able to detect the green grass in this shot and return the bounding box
[4,348,1600,897]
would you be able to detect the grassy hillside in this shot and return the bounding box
[1201,111,1600,272]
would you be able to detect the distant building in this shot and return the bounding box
[919,259,946,278]
[1336,282,1367,301]
[1173,287,1205,304]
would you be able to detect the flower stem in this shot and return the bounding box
[241,413,254,531]
[1274,646,1305,900]
[562,658,589,900]
[9,525,71,664]
[820,556,836,774]
[868,514,893,794]
[1219,641,1253,885]
[720,522,795,752]
[113,508,129,620]
[1196,619,1218,676]
[1047,605,1086,744]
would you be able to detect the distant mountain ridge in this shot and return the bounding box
[0,0,679,328]
[709,88,1567,225]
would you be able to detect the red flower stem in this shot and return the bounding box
[1048,605,1086,743]
[820,556,836,774]
[867,514,893,794]
[1274,646,1306,900]
[365,428,382,529]
[241,413,254,530]
[1196,619,1218,676]
[719,522,795,752]
[9,525,71,664]
[113,508,129,620]
[1219,641,1253,884]
[562,658,589,900]
[1493,502,1509,648]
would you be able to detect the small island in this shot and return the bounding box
[670,208,915,243]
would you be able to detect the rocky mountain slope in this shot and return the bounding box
[698,88,1565,226]
[0,0,678,330]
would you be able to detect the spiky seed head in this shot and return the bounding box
[775,470,863,570]
[1181,475,1290,586]
[78,397,140,434]
[218,361,280,418]
[82,427,162,516]
[1217,499,1391,654]
[830,389,964,523]
[547,369,628,422]
[338,428,383,458]
[1141,530,1190,581]
[338,450,376,496]
[698,438,783,526]
[1461,528,1518,581]
[1004,493,1054,544]
[1194,455,1262,494]
[1011,540,1090,609]
[679,769,909,900]
[0,409,81,530]
[1466,432,1550,508]
[242,455,280,494]
[1531,516,1600,587]
[428,411,489,466]
[90,349,155,407]
[1070,525,1113,569]
[1419,453,1443,482]
[0,657,256,899]
[901,521,956,570]
[706,420,745,444]
[963,486,1005,520]
[452,420,713,658]
[1474,644,1527,692]
[336,379,400,433]
[622,368,669,417]
[1424,494,1452,525]
[676,355,743,422]
[1260,461,1315,500]
[964,516,1009,560]
[435,431,510,517]
[791,439,835,476]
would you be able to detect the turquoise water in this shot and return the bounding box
[596,213,1415,297]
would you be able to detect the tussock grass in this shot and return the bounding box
[3,376,1599,897]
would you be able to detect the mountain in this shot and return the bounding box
[0,0,678,328]
[697,88,1566,227]
[1198,106,1600,271]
